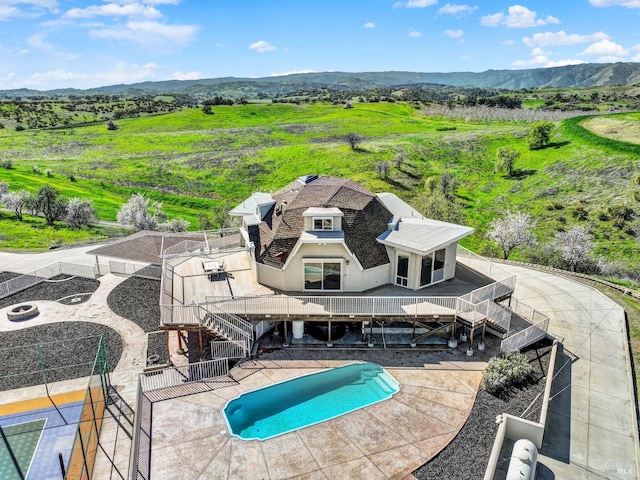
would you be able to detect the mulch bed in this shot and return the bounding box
[413,339,553,480]
[0,272,121,391]
[0,274,99,309]
[106,276,161,333]
[0,322,123,391]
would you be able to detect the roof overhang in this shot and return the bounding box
[377,218,474,256]
[282,230,364,271]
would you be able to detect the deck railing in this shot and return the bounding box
[500,317,549,352]
[204,295,459,318]
[456,245,515,282]
[139,358,230,391]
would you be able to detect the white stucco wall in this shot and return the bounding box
[256,242,390,292]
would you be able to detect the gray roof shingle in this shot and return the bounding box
[249,176,392,269]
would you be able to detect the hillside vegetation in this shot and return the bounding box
[0,101,639,277]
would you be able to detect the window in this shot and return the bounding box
[313,217,333,230]
[304,261,341,291]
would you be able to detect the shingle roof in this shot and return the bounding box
[249,176,393,270]
[87,230,193,264]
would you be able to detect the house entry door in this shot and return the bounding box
[396,255,409,287]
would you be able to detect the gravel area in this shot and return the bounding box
[106,276,161,333]
[0,272,22,283]
[414,339,553,480]
[0,322,123,391]
[0,273,99,308]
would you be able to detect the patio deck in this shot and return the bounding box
[148,359,484,480]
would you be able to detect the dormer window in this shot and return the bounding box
[313,217,333,231]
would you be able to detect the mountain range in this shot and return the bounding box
[2,62,639,98]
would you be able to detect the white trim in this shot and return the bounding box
[312,217,334,231]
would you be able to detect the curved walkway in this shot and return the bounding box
[509,264,640,480]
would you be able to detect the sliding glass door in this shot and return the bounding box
[304,261,342,291]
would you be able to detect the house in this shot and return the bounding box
[229,175,474,293]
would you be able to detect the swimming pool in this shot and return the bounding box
[223,362,399,441]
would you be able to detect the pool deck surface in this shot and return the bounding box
[149,363,483,480]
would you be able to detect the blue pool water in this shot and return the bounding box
[223,362,399,441]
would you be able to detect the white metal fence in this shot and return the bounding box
[109,261,162,280]
[500,317,550,352]
[140,358,230,391]
[211,340,249,360]
[0,262,97,300]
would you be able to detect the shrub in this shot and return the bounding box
[32,165,40,174]
[0,159,13,169]
[481,352,534,395]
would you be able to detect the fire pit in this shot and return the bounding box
[7,304,39,321]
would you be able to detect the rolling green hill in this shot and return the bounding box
[1,102,639,275]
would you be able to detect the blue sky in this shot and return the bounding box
[0,0,639,90]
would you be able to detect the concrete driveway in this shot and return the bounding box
[508,264,639,480]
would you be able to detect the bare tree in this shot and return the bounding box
[65,198,97,229]
[345,132,363,150]
[486,211,536,259]
[495,146,521,177]
[555,225,594,272]
[440,173,457,199]
[117,193,164,231]
[375,160,390,178]
[2,190,30,221]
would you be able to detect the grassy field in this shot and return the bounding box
[0,102,639,270]
[581,112,640,145]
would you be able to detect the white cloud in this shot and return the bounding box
[90,21,198,50]
[26,32,54,51]
[63,3,163,19]
[437,4,478,17]
[363,22,375,28]
[408,30,422,38]
[633,52,640,61]
[55,51,81,60]
[0,0,58,20]
[502,39,516,45]
[395,0,437,8]
[544,59,586,67]
[461,55,471,60]
[444,29,464,42]
[481,5,560,28]
[589,0,640,7]
[523,30,609,47]
[580,38,628,56]
[171,70,201,80]
[271,69,315,77]
[249,40,276,53]
[445,29,464,39]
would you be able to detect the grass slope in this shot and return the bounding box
[0,102,639,268]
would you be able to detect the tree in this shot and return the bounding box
[527,121,554,150]
[106,120,118,131]
[2,190,30,221]
[375,160,390,178]
[0,182,8,197]
[345,132,363,150]
[495,146,521,177]
[117,193,165,231]
[414,191,465,225]
[486,211,536,259]
[36,186,67,225]
[555,225,594,272]
[424,176,439,195]
[202,103,214,115]
[161,218,190,232]
[440,172,457,199]
[65,198,97,229]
